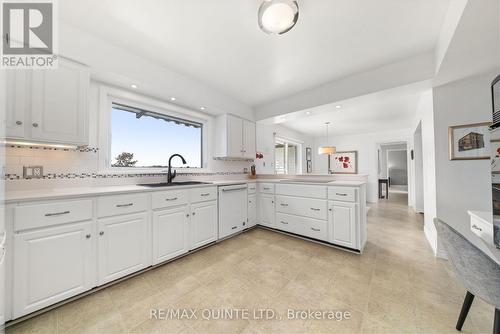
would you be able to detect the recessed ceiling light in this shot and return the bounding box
[306,111,311,115]
[258,0,299,35]
[131,84,138,89]
[335,105,342,109]
[200,106,206,110]
[170,97,176,101]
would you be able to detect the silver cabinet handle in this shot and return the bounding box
[186,214,190,217]
[200,193,210,196]
[192,212,195,216]
[86,234,91,239]
[222,187,247,192]
[45,210,70,217]
[16,120,22,125]
[280,221,288,225]
[116,203,133,207]
[311,227,320,232]
[249,200,252,203]
[329,208,333,212]
[99,231,104,236]
[165,197,178,201]
[263,187,270,190]
[32,122,39,128]
[231,226,238,230]
[280,203,288,207]
[310,208,320,211]
[472,224,482,232]
[336,193,347,196]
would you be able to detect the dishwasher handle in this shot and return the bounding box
[221,186,247,192]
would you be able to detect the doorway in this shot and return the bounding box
[378,142,410,204]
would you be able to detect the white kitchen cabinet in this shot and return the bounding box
[258,194,275,228]
[6,70,29,139]
[5,58,90,145]
[329,201,357,249]
[218,185,248,239]
[97,212,149,285]
[214,114,256,159]
[152,206,189,265]
[13,222,93,318]
[247,194,257,228]
[190,201,218,249]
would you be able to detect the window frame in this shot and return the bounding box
[274,135,303,175]
[98,85,210,173]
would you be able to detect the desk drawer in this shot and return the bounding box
[190,186,217,203]
[328,187,356,202]
[15,199,92,231]
[276,184,327,199]
[152,190,188,209]
[275,195,327,220]
[98,193,148,218]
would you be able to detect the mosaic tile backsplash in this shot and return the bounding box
[5,145,252,181]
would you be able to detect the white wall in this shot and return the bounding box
[313,128,411,203]
[255,123,313,175]
[433,71,499,256]
[379,143,406,178]
[387,150,408,185]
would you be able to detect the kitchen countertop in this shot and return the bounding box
[5,179,366,203]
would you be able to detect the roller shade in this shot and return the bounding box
[112,103,202,128]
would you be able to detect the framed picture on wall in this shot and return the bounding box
[306,147,312,161]
[448,122,491,160]
[331,151,358,174]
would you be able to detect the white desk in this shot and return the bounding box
[468,210,500,264]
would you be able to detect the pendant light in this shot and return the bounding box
[318,122,336,155]
[258,0,299,35]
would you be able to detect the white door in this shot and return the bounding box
[259,194,275,227]
[30,59,89,145]
[242,120,256,159]
[248,194,257,227]
[98,212,149,285]
[226,115,243,157]
[5,70,29,139]
[190,201,218,249]
[329,201,357,249]
[218,185,247,239]
[152,206,189,265]
[13,222,93,318]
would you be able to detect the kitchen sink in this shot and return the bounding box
[138,181,212,187]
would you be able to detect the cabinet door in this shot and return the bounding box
[248,194,256,227]
[329,202,357,249]
[190,201,217,249]
[227,115,243,157]
[259,194,275,227]
[242,120,256,159]
[6,70,29,139]
[30,59,89,145]
[13,222,93,318]
[98,212,149,285]
[152,206,189,265]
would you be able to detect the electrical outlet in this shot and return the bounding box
[23,166,44,179]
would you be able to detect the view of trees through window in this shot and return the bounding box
[110,105,202,168]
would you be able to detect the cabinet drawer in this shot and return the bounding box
[258,183,275,194]
[15,199,92,231]
[152,190,188,209]
[276,212,328,241]
[189,186,217,203]
[247,183,257,194]
[97,193,148,217]
[328,187,356,202]
[276,184,327,199]
[275,195,327,220]
[470,215,493,241]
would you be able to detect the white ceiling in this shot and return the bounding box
[264,83,427,137]
[60,0,450,106]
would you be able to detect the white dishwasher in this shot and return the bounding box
[218,184,248,239]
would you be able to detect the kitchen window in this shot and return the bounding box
[109,103,203,168]
[275,137,302,174]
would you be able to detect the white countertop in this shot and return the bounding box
[5,179,366,203]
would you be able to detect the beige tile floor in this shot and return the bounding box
[6,193,495,334]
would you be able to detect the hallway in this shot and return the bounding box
[7,196,494,334]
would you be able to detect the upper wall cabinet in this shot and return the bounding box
[214,114,256,159]
[6,58,90,146]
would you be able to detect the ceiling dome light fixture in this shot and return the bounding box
[258,0,299,35]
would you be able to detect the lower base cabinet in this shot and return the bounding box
[13,222,93,318]
[152,206,189,265]
[98,212,149,285]
[190,201,218,249]
[258,194,275,227]
[247,194,256,228]
[329,201,357,249]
